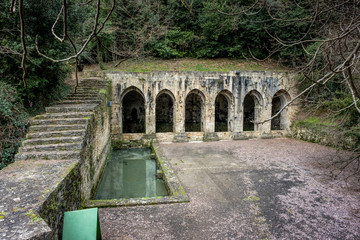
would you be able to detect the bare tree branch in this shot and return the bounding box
[10,0,16,14]
[19,0,27,88]
[335,100,359,113]
[344,72,360,114]
[51,5,65,42]
[254,38,360,124]
[35,0,115,63]
[80,0,93,6]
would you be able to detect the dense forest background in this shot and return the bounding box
[1,0,359,169]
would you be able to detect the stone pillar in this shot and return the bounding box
[146,113,155,134]
[232,110,246,140]
[111,102,121,137]
[232,88,247,140]
[233,96,243,130]
[146,91,155,135]
[204,100,215,133]
[174,95,185,133]
[173,94,188,142]
[260,100,272,135]
[203,99,219,141]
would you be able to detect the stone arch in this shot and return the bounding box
[121,86,146,133]
[243,90,263,131]
[155,89,175,132]
[215,90,234,132]
[271,89,291,130]
[185,89,206,132]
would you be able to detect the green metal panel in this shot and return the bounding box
[63,208,101,240]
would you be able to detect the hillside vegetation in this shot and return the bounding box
[85,58,288,72]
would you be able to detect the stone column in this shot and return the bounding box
[203,99,219,141]
[260,100,272,135]
[204,100,215,132]
[173,91,188,142]
[145,90,156,135]
[174,95,185,133]
[232,103,245,140]
[111,102,121,138]
[232,79,247,139]
[111,82,122,139]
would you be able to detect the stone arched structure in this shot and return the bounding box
[185,89,206,132]
[243,90,263,131]
[271,89,291,130]
[155,89,176,132]
[108,71,297,141]
[120,86,146,133]
[215,90,234,132]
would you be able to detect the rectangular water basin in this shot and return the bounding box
[94,148,168,199]
[86,144,189,208]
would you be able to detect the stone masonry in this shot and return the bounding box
[0,78,111,239]
[105,71,298,142]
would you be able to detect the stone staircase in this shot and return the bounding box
[15,78,109,162]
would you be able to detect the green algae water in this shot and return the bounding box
[95,148,168,199]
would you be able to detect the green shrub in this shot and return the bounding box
[0,81,30,169]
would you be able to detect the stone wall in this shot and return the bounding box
[106,71,298,142]
[290,123,359,150]
[0,78,111,239]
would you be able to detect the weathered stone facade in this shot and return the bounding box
[106,71,298,142]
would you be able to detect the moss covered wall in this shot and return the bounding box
[0,78,111,239]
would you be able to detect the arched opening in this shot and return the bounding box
[243,91,263,131]
[215,93,229,132]
[243,95,255,131]
[271,97,282,130]
[185,90,205,132]
[122,89,145,133]
[156,91,174,132]
[271,90,291,130]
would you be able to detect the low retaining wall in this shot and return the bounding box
[114,130,288,145]
[290,123,359,150]
[0,78,111,239]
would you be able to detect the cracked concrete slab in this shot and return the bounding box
[99,138,360,239]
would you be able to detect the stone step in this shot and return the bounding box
[59,99,102,105]
[34,112,93,120]
[30,124,87,132]
[67,93,100,98]
[46,104,97,113]
[22,136,83,146]
[65,97,99,101]
[76,87,107,91]
[78,81,107,85]
[69,91,100,94]
[77,84,107,88]
[15,150,81,161]
[80,80,107,84]
[19,142,82,152]
[73,90,100,94]
[81,78,107,82]
[32,118,89,126]
[72,89,102,92]
[75,85,105,88]
[76,86,107,90]
[27,130,86,139]
[78,82,107,86]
